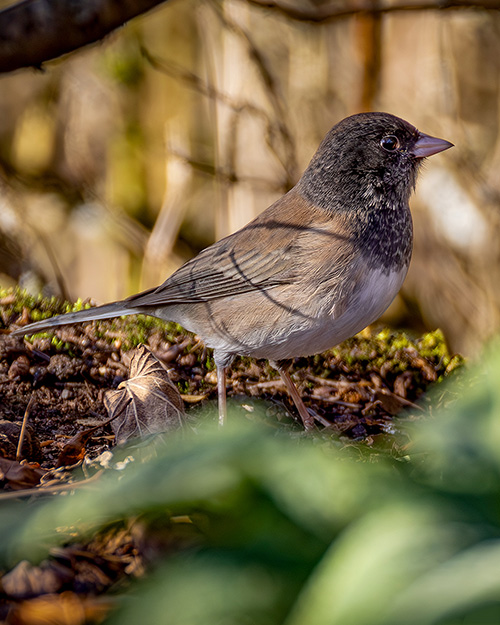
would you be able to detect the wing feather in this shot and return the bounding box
[129,241,295,306]
[125,190,353,309]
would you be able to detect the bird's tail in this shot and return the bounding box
[11,301,135,336]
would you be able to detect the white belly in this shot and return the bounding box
[246,265,408,360]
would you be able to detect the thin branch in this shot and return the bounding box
[1,0,499,73]
[141,46,271,121]
[0,0,170,74]
[142,44,296,187]
[16,393,36,462]
[0,469,104,501]
[244,0,500,23]
[37,232,71,302]
[168,148,285,191]
[208,0,299,185]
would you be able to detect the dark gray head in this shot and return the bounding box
[297,112,453,212]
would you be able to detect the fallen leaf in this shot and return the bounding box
[180,394,207,404]
[0,420,42,462]
[1,560,74,599]
[104,345,185,445]
[374,390,407,415]
[393,371,413,398]
[10,591,114,625]
[8,355,31,380]
[0,457,46,490]
[405,347,438,381]
[56,428,101,468]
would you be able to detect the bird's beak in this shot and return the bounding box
[411,132,454,158]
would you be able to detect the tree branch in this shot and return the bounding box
[0,0,169,74]
[1,0,499,74]
[244,0,500,23]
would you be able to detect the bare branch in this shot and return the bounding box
[244,0,500,23]
[141,46,271,120]
[168,147,284,191]
[1,0,499,74]
[142,45,296,188]
[0,0,169,74]
[209,1,299,185]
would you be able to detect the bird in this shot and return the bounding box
[13,112,453,430]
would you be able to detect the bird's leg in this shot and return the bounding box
[217,365,227,427]
[274,360,315,431]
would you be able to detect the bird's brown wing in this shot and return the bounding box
[126,191,352,308]
[128,223,298,306]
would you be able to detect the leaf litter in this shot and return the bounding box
[104,346,185,445]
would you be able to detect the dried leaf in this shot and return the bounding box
[8,355,31,380]
[393,371,413,398]
[0,420,41,462]
[104,345,185,445]
[374,390,407,416]
[1,559,73,599]
[56,428,100,468]
[0,457,45,490]
[405,347,437,381]
[10,591,113,625]
[181,393,207,404]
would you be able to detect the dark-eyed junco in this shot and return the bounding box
[13,113,452,430]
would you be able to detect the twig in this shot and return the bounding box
[309,394,362,408]
[249,379,286,389]
[16,392,36,462]
[141,44,294,189]
[0,469,104,501]
[209,0,298,185]
[306,374,373,388]
[37,231,71,302]
[141,46,270,121]
[166,148,284,191]
[243,0,500,23]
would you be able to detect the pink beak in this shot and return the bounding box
[411,132,453,158]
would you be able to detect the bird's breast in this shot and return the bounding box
[269,263,409,359]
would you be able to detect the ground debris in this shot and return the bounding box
[0,516,198,624]
[104,345,185,445]
[0,457,46,490]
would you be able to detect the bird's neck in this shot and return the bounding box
[296,174,414,273]
[352,195,413,273]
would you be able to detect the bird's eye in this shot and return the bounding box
[380,135,400,151]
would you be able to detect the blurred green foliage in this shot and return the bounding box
[1,339,500,623]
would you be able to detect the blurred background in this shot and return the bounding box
[0,0,498,356]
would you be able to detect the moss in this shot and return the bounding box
[416,329,450,361]
[0,287,189,350]
[0,287,67,319]
[322,326,464,382]
[50,336,67,351]
[177,380,191,395]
